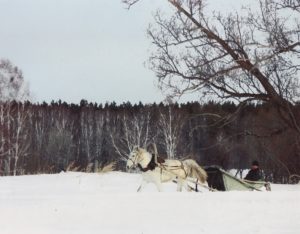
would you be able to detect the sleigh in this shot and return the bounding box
[200,166,271,192]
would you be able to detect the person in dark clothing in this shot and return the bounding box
[244,160,261,181]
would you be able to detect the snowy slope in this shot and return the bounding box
[0,172,299,234]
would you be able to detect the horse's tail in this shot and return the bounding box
[183,159,207,183]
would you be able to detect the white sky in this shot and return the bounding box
[0,0,245,104]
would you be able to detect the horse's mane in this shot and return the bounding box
[138,147,165,165]
[135,147,151,158]
[137,148,147,153]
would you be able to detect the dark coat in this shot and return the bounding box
[244,168,261,181]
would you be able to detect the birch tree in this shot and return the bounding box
[0,103,11,175]
[93,110,106,168]
[158,103,185,159]
[0,59,31,175]
[80,107,94,164]
[10,103,30,175]
[109,106,153,159]
[0,103,30,175]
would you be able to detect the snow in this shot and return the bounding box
[0,171,300,234]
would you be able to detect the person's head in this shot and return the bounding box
[251,160,259,169]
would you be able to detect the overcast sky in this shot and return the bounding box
[0,0,243,104]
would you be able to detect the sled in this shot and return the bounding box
[203,166,271,191]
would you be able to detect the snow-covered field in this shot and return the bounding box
[0,171,300,234]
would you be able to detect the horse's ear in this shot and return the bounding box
[133,145,139,151]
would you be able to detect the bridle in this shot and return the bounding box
[127,150,142,170]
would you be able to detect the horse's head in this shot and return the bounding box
[126,146,150,171]
[126,146,142,171]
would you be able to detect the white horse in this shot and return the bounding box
[126,147,207,192]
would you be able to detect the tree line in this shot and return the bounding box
[0,100,299,183]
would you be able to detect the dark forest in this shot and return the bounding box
[1,100,299,183]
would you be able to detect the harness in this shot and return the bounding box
[138,154,188,179]
[138,154,164,172]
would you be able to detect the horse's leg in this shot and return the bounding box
[149,170,163,192]
[154,180,163,192]
[177,179,183,192]
[183,180,192,192]
[137,180,147,192]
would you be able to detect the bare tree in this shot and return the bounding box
[0,103,11,175]
[123,0,300,134]
[0,103,30,175]
[46,107,74,171]
[158,103,185,159]
[94,110,106,168]
[0,59,30,102]
[109,107,153,159]
[80,108,94,163]
[10,103,30,175]
[278,0,300,11]
[0,59,31,175]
